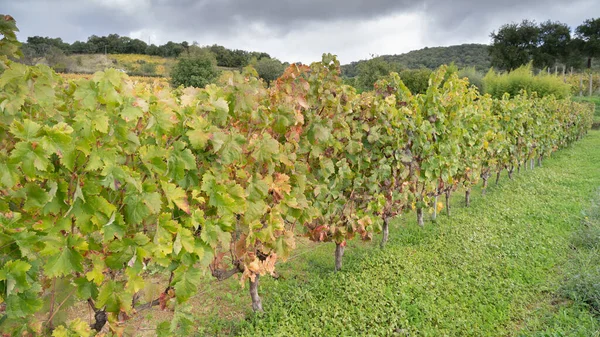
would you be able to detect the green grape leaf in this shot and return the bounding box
[96,280,132,313]
[160,181,190,214]
[0,260,31,296]
[44,246,84,278]
[9,141,51,177]
[5,289,43,319]
[121,106,143,122]
[251,133,280,162]
[9,119,41,141]
[172,265,202,303]
[22,183,50,211]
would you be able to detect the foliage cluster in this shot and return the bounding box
[483,64,572,99]
[170,49,286,88]
[249,58,286,84]
[458,66,485,92]
[490,18,600,71]
[170,48,219,88]
[348,57,487,95]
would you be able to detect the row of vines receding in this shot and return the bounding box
[0,15,595,336]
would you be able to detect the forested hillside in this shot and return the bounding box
[342,44,491,77]
[17,34,276,74]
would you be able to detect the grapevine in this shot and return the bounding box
[0,17,594,336]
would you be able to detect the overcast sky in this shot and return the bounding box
[3,0,599,64]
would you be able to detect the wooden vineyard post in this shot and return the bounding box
[432,196,438,221]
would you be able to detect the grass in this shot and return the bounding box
[514,189,600,337]
[233,131,600,336]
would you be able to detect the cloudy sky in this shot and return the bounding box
[3,0,599,64]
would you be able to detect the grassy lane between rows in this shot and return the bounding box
[548,188,600,336]
[232,130,600,336]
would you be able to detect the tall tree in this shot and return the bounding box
[576,18,600,69]
[126,38,148,54]
[536,20,571,69]
[26,36,70,54]
[252,57,285,83]
[145,44,160,56]
[356,56,394,91]
[489,20,540,70]
[158,41,185,57]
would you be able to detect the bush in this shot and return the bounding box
[252,58,285,83]
[342,76,358,88]
[458,67,485,92]
[398,68,432,94]
[140,62,157,75]
[356,57,395,92]
[483,64,571,99]
[170,51,218,88]
[45,46,71,73]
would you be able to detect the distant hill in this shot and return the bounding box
[342,44,491,77]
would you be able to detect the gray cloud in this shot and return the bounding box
[145,0,420,34]
[2,0,599,63]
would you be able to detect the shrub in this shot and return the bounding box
[140,62,157,75]
[170,51,218,88]
[484,64,571,98]
[252,58,285,83]
[342,76,358,88]
[458,67,485,92]
[398,68,432,94]
[356,57,393,92]
[45,46,71,73]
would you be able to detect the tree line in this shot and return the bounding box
[341,44,492,78]
[341,17,600,95]
[21,33,273,68]
[17,32,290,85]
[490,18,600,71]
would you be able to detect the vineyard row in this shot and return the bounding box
[0,55,594,335]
